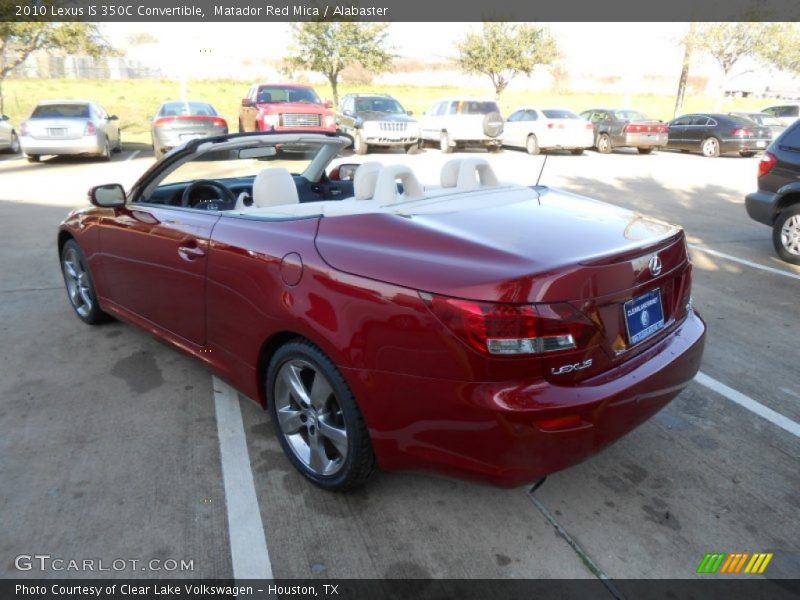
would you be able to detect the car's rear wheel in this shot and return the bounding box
[570,148,585,155]
[526,134,540,155]
[773,205,800,264]
[637,147,653,154]
[26,154,40,163]
[238,119,244,133]
[7,132,20,154]
[404,142,418,154]
[597,133,613,154]
[267,341,376,491]
[60,239,111,325]
[740,151,756,157]
[440,131,453,154]
[701,137,720,157]
[100,138,111,161]
[353,131,368,155]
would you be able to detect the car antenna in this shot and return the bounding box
[535,154,548,187]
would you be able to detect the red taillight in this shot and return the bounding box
[758,151,777,178]
[733,128,752,137]
[210,117,227,129]
[546,122,565,129]
[625,123,641,133]
[421,293,594,357]
[84,121,96,135]
[585,122,594,129]
[153,115,227,128]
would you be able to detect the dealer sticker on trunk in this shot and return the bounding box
[624,289,665,345]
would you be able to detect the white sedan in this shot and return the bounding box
[503,108,594,155]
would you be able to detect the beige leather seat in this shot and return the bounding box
[440,157,499,190]
[353,162,382,201]
[237,167,299,210]
[373,164,424,205]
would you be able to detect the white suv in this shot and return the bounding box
[419,98,504,153]
[761,104,800,127]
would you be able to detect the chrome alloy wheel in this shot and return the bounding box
[780,214,800,256]
[62,246,93,318]
[273,359,348,477]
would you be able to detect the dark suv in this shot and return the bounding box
[746,120,800,264]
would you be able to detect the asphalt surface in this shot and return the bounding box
[0,143,798,587]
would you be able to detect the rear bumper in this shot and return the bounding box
[720,138,770,153]
[745,190,777,225]
[623,132,667,148]
[348,310,706,488]
[153,128,227,151]
[20,135,103,156]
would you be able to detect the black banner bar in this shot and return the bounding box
[2,0,800,22]
[3,579,800,600]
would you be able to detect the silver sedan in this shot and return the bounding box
[19,100,121,162]
[151,101,228,159]
[0,114,20,154]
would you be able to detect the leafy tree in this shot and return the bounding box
[455,22,559,97]
[0,22,112,113]
[283,22,393,107]
[758,23,800,76]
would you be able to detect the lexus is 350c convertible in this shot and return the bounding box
[58,132,706,490]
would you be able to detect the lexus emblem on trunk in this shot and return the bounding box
[648,255,662,277]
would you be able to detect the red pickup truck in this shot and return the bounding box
[238,83,337,133]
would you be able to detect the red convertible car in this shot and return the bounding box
[58,132,706,490]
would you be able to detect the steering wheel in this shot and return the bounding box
[180,179,237,208]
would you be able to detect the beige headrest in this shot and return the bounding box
[353,162,383,201]
[373,164,425,204]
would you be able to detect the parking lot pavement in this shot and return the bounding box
[0,146,797,583]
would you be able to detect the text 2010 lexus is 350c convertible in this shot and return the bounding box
[58,132,705,490]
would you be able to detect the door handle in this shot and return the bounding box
[178,244,206,261]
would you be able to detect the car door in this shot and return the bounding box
[686,115,711,149]
[504,110,525,147]
[96,200,219,346]
[337,96,355,135]
[667,116,691,148]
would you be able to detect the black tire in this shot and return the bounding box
[772,205,800,265]
[26,154,40,163]
[353,131,368,155]
[267,340,376,491]
[597,133,613,154]
[487,144,502,153]
[100,137,111,161]
[701,136,720,158]
[440,131,453,154]
[6,132,20,154]
[570,148,585,155]
[637,147,654,155]
[482,111,504,138]
[740,151,756,158]
[526,134,540,155]
[404,142,418,154]
[238,119,244,133]
[60,239,112,325]
[114,133,122,153]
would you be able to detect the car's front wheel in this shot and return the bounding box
[26,154,40,163]
[353,131,369,155]
[773,205,800,264]
[267,341,376,491]
[740,151,756,158]
[637,147,654,155]
[60,239,111,324]
[440,131,453,154]
[570,148,585,155]
[100,137,111,161]
[526,134,540,155]
[701,137,720,157]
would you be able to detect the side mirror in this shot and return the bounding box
[324,100,334,109]
[329,163,359,181]
[241,98,254,108]
[108,115,119,121]
[89,184,126,208]
[407,110,413,116]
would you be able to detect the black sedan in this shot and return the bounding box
[666,113,770,157]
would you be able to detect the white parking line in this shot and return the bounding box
[212,376,273,579]
[695,371,800,438]
[126,150,141,161]
[688,244,800,281]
